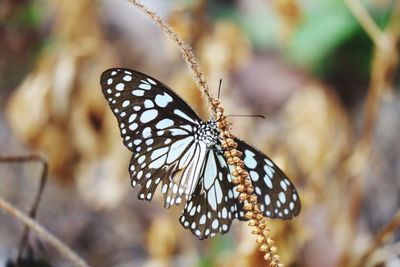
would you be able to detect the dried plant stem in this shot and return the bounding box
[0,154,48,261]
[337,2,400,266]
[344,0,399,220]
[214,103,283,267]
[355,210,400,267]
[126,1,282,266]
[345,0,399,144]
[345,0,382,44]
[126,0,215,112]
[0,195,91,267]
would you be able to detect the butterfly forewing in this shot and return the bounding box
[101,68,206,207]
[236,139,301,219]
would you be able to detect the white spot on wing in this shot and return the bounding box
[162,184,168,193]
[199,215,206,225]
[264,165,274,179]
[142,127,151,138]
[264,175,273,189]
[244,150,257,168]
[122,100,130,107]
[156,119,174,129]
[123,75,132,81]
[279,192,286,203]
[211,219,219,229]
[116,83,124,91]
[146,139,154,145]
[128,114,137,123]
[132,90,145,96]
[155,93,173,107]
[147,78,156,85]
[129,123,138,131]
[265,158,274,167]
[255,186,261,195]
[249,170,259,181]
[265,195,271,205]
[173,109,196,123]
[138,155,145,164]
[140,109,158,123]
[144,99,154,108]
[139,83,151,90]
[221,207,227,218]
[280,180,288,191]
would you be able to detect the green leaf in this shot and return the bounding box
[286,1,358,69]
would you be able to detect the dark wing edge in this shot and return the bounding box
[235,138,301,220]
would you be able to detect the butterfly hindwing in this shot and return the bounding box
[236,138,301,219]
[101,68,207,207]
[179,146,243,239]
[179,138,301,239]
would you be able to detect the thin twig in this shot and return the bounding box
[0,195,91,267]
[345,0,382,45]
[126,0,215,113]
[0,154,48,261]
[125,1,283,266]
[345,0,398,144]
[355,210,400,267]
[367,241,400,266]
[338,2,400,266]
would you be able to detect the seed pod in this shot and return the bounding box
[236,184,245,193]
[239,193,248,202]
[244,211,253,220]
[232,176,242,184]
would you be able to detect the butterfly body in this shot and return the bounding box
[101,68,301,239]
[195,119,219,146]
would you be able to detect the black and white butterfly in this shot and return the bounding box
[100,68,300,239]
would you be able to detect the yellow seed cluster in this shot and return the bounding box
[212,98,283,267]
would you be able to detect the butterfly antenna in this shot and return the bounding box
[227,114,266,119]
[217,79,222,99]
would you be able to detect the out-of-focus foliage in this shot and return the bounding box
[0,0,399,267]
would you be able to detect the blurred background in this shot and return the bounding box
[0,0,399,266]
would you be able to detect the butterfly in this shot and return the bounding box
[100,68,301,239]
